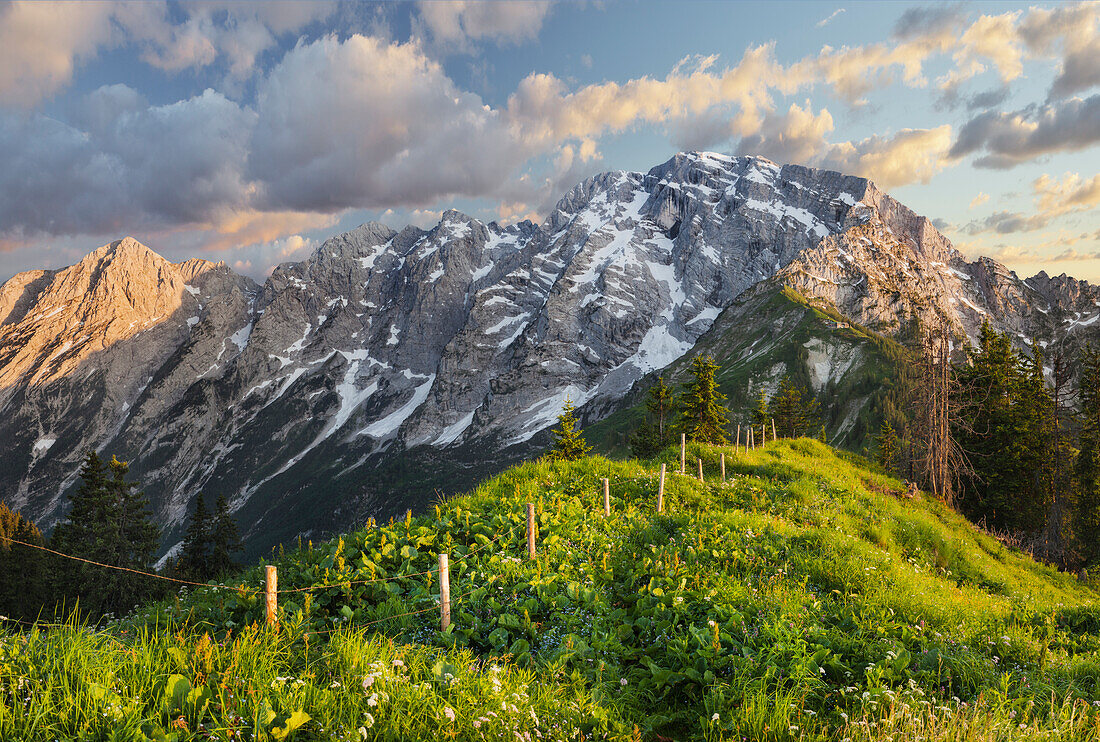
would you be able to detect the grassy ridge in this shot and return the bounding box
[583,287,912,457]
[2,440,1099,740]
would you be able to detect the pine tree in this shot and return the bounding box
[548,400,592,461]
[875,420,899,473]
[751,390,768,427]
[767,376,820,438]
[50,452,163,618]
[677,356,729,444]
[210,495,243,577]
[646,376,674,442]
[1076,345,1100,566]
[0,501,48,621]
[630,377,676,458]
[174,495,213,581]
[955,323,1050,532]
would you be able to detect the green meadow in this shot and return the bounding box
[3,439,1099,740]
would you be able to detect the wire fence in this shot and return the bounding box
[0,518,526,632]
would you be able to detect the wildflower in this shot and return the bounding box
[710,713,720,722]
[363,676,375,690]
[367,693,379,707]
[392,659,404,668]
[444,707,456,722]
[620,678,628,686]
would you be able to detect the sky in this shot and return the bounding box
[0,0,1097,284]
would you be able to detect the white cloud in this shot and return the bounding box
[0,1,335,106]
[735,102,954,188]
[949,94,1100,168]
[817,8,846,28]
[960,171,1100,235]
[415,0,554,53]
[969,192,990,209]
[0,1,118,107]
[248,34,527,213]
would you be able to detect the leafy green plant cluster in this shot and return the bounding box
[3,440,1100,740]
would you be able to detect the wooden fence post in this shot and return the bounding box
[720,452,726,482]
[526,503,536,560]
[680,434,686,474]
[736,424,741,453]
[697,457,704,481]
[750,427,755,451]
[439,553,451,631]
[657,463,666,513]
[602,478,610,516]
[772,418,777,441]
[264,565,277,626]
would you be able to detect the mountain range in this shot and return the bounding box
[2,151,1098,560]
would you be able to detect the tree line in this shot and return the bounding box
[877,321,1100,571]
[0,451,242,622]
[546,355,823,462]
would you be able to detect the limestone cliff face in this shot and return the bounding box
[1,154,1097,558]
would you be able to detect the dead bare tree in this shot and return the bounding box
[912,322,969,507]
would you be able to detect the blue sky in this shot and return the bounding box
[0,0,1097,282]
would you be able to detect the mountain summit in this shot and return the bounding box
[1,153,1097,557]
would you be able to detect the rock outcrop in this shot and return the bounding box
[2,153,1097,558]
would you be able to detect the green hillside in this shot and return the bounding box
[3,440,1100,740]
[585,286,913,457]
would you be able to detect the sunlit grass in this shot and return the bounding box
[2,438,1098,740]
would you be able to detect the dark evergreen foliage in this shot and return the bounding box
[0,501,48,622]
[174,494,212,581]
[954,325,1052,534]
[677,356,729,444]
[629,377,675,458]
[1076,345,1100,566]
[767,375,820,438]
[548,400,593,461]
[50,452,163,619]
[211,494,244,577]
[876,420,900,475]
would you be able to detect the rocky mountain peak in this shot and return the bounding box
[2,151,1098,561]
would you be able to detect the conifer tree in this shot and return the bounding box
[174,495,213,581]
[211,494,244,577]
[50,452,162,618]
[876,420,900,474]
[630,377,676,458]
[955,324,1050,533]
[0,501,47,621]
[548,400,592,461]
[1076,345,1100,565]
[751,390,768,427]
[677,356,729,444]
[767,375,820,438]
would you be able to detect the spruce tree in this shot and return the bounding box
[548,400,592,461]
[751,390,768,427]
[677,356,729,444]
[1076,345,1100,565]
[876,420,900,474]
[210,495,243,577]
[50,452,162,618]
[955,324,1050,533]
[767,376,820,438]
[630,377,676,458]
[174,495,213,581]
[0,501,47,621]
